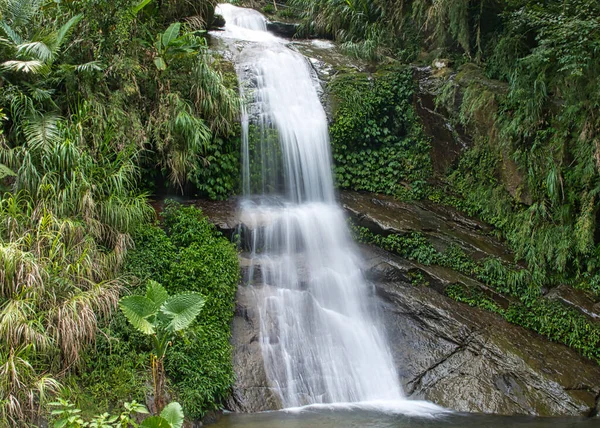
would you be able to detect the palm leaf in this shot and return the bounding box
[1,59,44,73]
[0,164,16,179]
[119,296,156,335]
[0,21,22,45]
[52,14,83,53]
[22,114,61,148]
[16,41,52,61]
[75,61,104,73]
[160,402,184,428]
[159,292,204,333]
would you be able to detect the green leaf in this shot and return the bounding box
[131,0,153,15]
[119,296,157,334]
[140,416,172,428]
[0,164,16,180]
[146,280,169,310]
[161,23,181,48]
[160,402,184,428]
[160,292,205,332]
[154,56,166,71]
[54,14,83,52]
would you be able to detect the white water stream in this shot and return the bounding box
[213,4,442,414]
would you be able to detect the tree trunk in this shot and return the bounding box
[152,355,166,414]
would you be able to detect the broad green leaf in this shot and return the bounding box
[119,296,157,334]
[54,14,83,52]
[160,292,204,332]
[146,280,169,310]
[161,22,181,48]
[154,56,166,71]
[140,416,172,428]
[160,402,184,428]
[131,0,153,15]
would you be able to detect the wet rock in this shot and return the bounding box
[341,190,512,262]
[361,245,600,416]
[227,284,282,412]
[414,66,471,175]
[546,285,600,324]
[212,14,226,29]
[266,21,298,38]
[192,199,240,238]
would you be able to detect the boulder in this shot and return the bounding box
[266,21,298,38]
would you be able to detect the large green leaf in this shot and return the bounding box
[154,56,166,71]
[140,416,172,428]
[160,402,184,428]
[119,296,157,334]
[54,14,83,52]
[161,22,181,48]
[131,0,153,15]
[146,280,169,310]
[160,292,204,332]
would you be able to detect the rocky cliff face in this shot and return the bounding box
[363,246,600,416]
[192,196,600,417]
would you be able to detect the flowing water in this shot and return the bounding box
[213,3,439,412]
[210,5,600,426]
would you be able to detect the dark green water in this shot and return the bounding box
[212,409,598,428]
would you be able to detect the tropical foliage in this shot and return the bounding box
[0,0,240,425]
[50,398,184,428]
[119,281,205,413]
[78,203,239,420]
[319,0,600,365]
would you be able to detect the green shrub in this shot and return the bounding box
[73,202,239,420]
[329,65,432,197]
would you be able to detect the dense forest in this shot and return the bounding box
[1,0,600,425]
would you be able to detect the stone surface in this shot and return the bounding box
[227,282,282,413]
[360,245,600,416]
[341,190,512,262]
[546,284,600,324]
[414,66,471,175]
[266,21,298,38]
[195,194,600,416]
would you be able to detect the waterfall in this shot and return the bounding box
[214,4,415,409]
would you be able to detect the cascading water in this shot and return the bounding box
[213,4,441,412]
